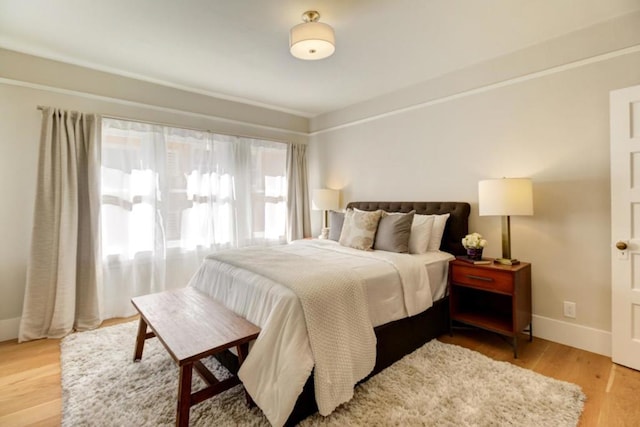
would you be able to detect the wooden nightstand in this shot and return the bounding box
[448,259,532,358]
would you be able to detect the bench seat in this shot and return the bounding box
[131,287,260,426]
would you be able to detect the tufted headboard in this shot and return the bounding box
[345,201,471,256]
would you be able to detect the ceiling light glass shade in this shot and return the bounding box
[290,21,335,60]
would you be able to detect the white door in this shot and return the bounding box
[611,84,640,371]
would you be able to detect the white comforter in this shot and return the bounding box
[188,239,435,426]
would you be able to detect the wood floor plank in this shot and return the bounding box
[27,417,61,427]
[599,364,640,426]
[0,372,61,416]
[0,341,59,378]
[0,399,61,427]
[0,354,60,379]
[0,364,60,389]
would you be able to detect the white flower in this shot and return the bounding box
[462,232,487,249]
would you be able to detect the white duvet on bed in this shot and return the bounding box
[188,239,453,426]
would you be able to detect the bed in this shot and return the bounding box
[188,201,470,426]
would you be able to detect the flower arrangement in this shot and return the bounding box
[462,232,487,249]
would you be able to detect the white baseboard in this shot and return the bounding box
[0,317,20,343]
[533,314,611,357]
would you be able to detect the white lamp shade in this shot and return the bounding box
[290,22,335,60]
[478,178,533,216]
[312,189,340,211]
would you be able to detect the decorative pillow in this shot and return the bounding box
[427,213,451,251]
[339,209,383,251]
[328,210,345,241]
[374,210,415,253]
[408,214,435,254]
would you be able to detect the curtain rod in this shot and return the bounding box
[35,105,303,145]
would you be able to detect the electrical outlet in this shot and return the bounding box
[563,301,576,318]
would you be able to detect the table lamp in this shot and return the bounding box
[478,178,533,265]
[312,189,340,239]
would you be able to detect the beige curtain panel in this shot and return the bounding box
[286,143,311,240]
[19,107,102,342]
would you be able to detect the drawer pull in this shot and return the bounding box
[466,274,494,282]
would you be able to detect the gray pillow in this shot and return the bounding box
[328,211,345,241]
[374,211,415,253]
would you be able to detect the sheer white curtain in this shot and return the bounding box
[242,138,288,243]
[101,120,169,318]
[101,119,288,318]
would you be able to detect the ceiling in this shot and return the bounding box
[1,0,638,117]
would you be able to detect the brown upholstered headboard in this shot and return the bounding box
[345,201,471,256]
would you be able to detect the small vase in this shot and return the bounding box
[466,247,483,260]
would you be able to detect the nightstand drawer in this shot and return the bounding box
[451,265,513,293]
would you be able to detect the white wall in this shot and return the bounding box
[0,50,308,341]
[308,12,640,356]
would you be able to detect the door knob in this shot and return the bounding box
[616,241,628,250]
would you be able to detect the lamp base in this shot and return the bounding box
[318,227,329,239]
[494,258,520,266]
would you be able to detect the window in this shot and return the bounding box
[100,119,288,262]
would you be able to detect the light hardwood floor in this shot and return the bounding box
[0,319,639,426]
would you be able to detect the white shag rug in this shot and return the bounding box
[61,321,585,426]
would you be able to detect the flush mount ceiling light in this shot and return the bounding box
[289,10,335,60]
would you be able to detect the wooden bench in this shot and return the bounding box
[131,287,260,427]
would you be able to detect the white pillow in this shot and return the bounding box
[427,213,451,251]
[408,214,435,254]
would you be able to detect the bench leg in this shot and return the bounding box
[133,317,148,362]
[177,363,193,427]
